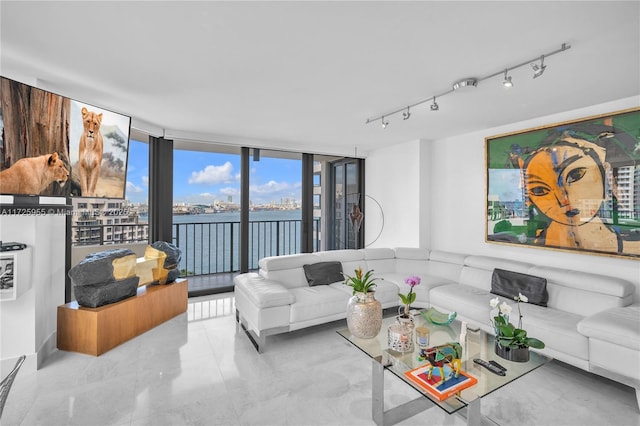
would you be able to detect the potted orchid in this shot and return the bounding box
[490,293,545,362]
[398,276,421,317]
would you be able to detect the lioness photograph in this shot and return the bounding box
[77,107,104,197]
[0,152,69,195]
[69,101,131,198]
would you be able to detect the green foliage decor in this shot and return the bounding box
[343,266,378,295]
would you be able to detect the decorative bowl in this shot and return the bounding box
[423,307,457,325]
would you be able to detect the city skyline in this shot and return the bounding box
[125,140,302,206]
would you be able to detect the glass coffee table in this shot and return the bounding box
[337,311,551,426]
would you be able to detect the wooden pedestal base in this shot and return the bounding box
[57,279,188,356]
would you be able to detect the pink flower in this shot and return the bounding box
[404,276,421,288]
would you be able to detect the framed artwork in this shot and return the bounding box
[485,107,640,259]
[0,253,17,301]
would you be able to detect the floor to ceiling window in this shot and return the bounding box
[247,148,303,267]
[172,143,242,292]
[329,158,364,250]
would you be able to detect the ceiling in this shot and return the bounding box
[1,1,639,157]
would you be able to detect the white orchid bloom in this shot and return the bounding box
[517,293,529,303]
[499,301,513,315]
[489,297,500,308]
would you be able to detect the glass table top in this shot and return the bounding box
[337,310,552,414]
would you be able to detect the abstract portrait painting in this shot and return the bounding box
[486,108,640,259]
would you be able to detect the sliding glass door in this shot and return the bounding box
[329,158,364,250]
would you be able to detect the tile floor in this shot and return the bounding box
[2,293,639,426]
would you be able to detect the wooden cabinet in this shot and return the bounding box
[57,279,188,356]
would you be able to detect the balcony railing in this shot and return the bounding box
[71,218,319,277]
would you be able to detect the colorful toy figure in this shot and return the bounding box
[418,342,463,386]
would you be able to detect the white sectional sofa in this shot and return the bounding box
[234,247,639,408]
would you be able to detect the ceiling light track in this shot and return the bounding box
[365,42,571,127]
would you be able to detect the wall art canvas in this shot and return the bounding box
[0,253,17,301]
[486,107,640,259]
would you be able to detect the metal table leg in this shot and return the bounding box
[371,358,438,426]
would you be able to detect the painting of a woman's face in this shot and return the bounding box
[524,142,606,225]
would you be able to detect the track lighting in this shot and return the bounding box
[430,97,439,111]
[503,69,513,88]
[452,78,478,91]
[365,42,570,127]
[531,55,546,78]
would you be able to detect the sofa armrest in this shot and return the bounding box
[234,273,295,309]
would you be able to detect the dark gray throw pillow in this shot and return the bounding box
[491,268,548,307]
[303,261,344,286]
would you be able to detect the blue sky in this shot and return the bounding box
[125,139,302,205]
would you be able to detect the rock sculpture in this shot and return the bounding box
[150,241,181,283]
[68,249,139,308]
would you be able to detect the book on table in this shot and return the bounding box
[404,363,478,401]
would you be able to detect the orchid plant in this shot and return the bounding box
[490,293,545,350]
[398,276,421,317]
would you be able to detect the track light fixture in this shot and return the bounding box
[503,69,513,88]
[365,42,570,127]
[452,78,478,91]
[531,55,546,78]
[430,97,439,111]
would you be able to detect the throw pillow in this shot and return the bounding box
[491,268,549,307]
[303,261,344,286]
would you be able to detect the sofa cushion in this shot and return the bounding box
[491,268,548,307]
[518,302,588,361]
[465,255,533,274]
[303,261,344,286]
[429,283,496,326]
[289,286,349,323]
[361,247,396,260]
[577,304,640,351]
[459,266,494,292]
[428,250,467,265]
[529,266,634,316]
[259,253,321,271]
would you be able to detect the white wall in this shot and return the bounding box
[366,139,425,248]
[0,214,66,374]
[368,96,640,300]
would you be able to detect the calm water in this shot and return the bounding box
[172,209,301,224]
[169,209,304,275]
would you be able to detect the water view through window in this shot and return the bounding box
[171,147,302,275]
[71,142,321,281]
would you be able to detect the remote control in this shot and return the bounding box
[473,359,506,376]
[489,360,507,372]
